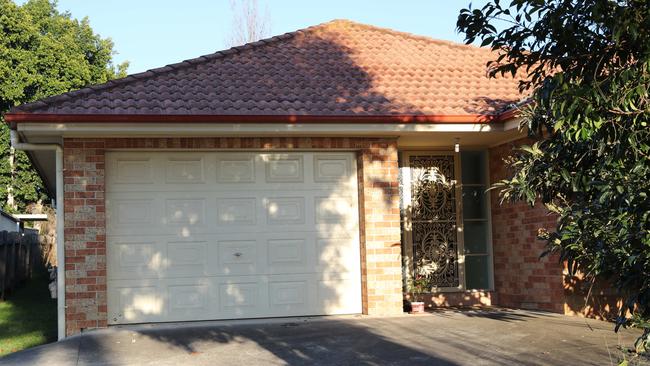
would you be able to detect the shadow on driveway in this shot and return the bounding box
[0,309,642,366]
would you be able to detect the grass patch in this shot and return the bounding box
[0,266,56,356]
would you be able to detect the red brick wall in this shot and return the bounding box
[488,140,565,313]
[63,137,403,336]
[63,140,107,335]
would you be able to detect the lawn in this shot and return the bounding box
[0,266,57,356]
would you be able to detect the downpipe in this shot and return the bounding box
[10,129,65,340]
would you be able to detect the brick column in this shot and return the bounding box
[63,139,107,335]
[359,141,403,315]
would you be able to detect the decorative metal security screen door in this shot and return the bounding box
[402,152,464,291]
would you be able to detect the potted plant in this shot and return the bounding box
[408,275,428,314]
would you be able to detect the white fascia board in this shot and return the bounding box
[17,122,503,137]
[13,214,49,221]
[502,116,523,131]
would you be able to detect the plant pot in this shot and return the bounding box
[410,301,425,314]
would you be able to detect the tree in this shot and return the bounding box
[226,0,271,47]
[457,0,650,353]
[0,0,128,212]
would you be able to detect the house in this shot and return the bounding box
[0,210,20,232]
[4,20,597,339]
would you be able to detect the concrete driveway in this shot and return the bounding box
[0,309,643,366]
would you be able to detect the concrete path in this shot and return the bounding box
[0,309,644,365]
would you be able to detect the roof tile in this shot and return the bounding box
[10,19,527,117]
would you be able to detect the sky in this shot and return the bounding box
[40,0,486,74]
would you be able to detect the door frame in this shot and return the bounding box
[400,150,465,293]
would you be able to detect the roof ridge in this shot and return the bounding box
[10,19,344,113]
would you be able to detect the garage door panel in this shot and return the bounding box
[109,193,358,236]
[107,151,358,192]
[264,154,305,183]
[107,151,361,325]
[267,239,306,266]
[109,235,214,279]
[265,197,306,225]
[314,225,356,240]
[216,154,256,183]
[165,198,206,226]
[107,153,159,188]
[266,235,315,274]
[108,280,165,323]
[217,240,261,276]
[108,274,361,324]
[110,234,324,279]
[108,192,214,236]
[220,282,259,307]
[317,276,362,314]
[164,155,206,184]
[167,283,212,320]
[165,241,209,277]
[314,196,359,239]
[107,239,167,280]
[109,152,210,187]
[160,193,215,229]
[110,198,155,227]
[164,277,218,322]
[216,197,257,225]
[313,154,353,183]
[268,280,310,314]
[217,278,268,318]
[316,238,360,274]
[111,156,155,184]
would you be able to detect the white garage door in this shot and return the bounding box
[106,151,361,324]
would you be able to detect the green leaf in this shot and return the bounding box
[481,36,495,47]
[0,0,128,211]
[456,0,650,350]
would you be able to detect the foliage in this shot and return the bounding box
[457,0,650,350]
[408,275,429,302]
[0,124,45,213]
[0,0,128,212]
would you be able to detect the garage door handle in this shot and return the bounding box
[234,252,242,257]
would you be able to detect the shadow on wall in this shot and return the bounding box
[404,291,494,311]
[488,140,624,319]
[563,273,624,322]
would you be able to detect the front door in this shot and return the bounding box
[401,152,464,292]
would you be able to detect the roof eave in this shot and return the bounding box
[4,112,516,126]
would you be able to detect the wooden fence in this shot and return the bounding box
[0,230,40,300]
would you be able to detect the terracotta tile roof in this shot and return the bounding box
[8,19,526,120]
